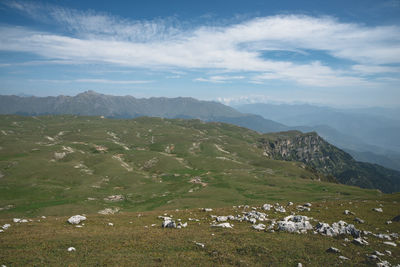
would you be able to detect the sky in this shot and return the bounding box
[0,0,399,107]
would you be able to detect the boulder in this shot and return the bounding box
[252,224,266,231]
[326,247,340,253]
[353,237,369,246]
[67,215,87,225]
[216,216,228,222]
[315,221,360,237]
[383,242,397,247]
[278,215,313,233]
[211,223,233,228]
[262,204,272,211]
[67,247,76,252]
[373,208,383,213]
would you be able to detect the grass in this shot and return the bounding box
[0,196,399,266]
[0,115,399,265]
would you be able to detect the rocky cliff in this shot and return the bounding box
[258,131,400,193]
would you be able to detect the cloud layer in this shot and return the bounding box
[1,1,399,88]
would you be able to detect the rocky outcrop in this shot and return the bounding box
[258,131,400,193]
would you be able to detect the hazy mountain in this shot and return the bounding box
[0,91,286,133]
[236,103,400,171]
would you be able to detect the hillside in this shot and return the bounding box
[258,131,400,193]
[1,115,399,266]
[236,103,400,171]
[0,91,287,133]
[0,114,388,218]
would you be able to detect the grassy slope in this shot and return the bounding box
[0,115,382,218]
[0,115,399,266]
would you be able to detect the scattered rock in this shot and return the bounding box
[98,207,120,215]
[216,216,228,222]
[202,208,213,212]
[373,208,383,213]
[353,237,369,246]
[304,203,312,207]
[367,254,380,261]
[262,204,272,211]
[274,205,286,213]
[108,222,114,226]
[374,251,385,256]
[67,215,87,225]
[211,223,233,228]
[104,195,124,202]
[67,247,76,252]
[296,205,311,212]
[2,224,11,230]
[315,221,360,237]
[54,152,66,160]
[195,242,205,248]
[326,247,340,253]
[383,241,397,247]
[252,224,266,231]
[354,217,365,224]
[287,202,294,206]
[338,256,349,261]
[377,261,391,267]
[278,215,312,233]
[386,221,392,225]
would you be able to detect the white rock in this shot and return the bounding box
[67,247,76,252]
[20,219,28,223]
[216,216,228,222]
[211,223,232,228]
[195,242,205,248]
[41,216,46,219]
[353,237,369,246]
[383,241,397,247]
[385,250,392,256]
[326,247,340,253]
[67,215,87,225]
[2,224,11,230]
[374,251,385,256]
[339,256,349,260]
[377,261,391,267]
[297,263,303,267]
[13,218,21,223]
[162,220,176,228]
[0,229,3,233]
[252,224,266,231]
[304,203,312,207]
[262,204,272,211]
[274,206,286,213]
[373,208,383,213]
[108,222,114,226]
[287,202,294,206]
[278,215,313,233]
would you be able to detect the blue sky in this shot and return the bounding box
[0,0,399,107]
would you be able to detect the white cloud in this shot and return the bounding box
[1,1,400,88]
[30,79,152,84]
[194,75,245,83]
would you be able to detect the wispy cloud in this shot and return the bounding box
[194,75,245,83]
[30,79,152,84]
[1,1,400,88]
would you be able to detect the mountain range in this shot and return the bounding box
[1,91,400,192]
[236,103,400,171]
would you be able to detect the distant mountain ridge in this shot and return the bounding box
[236,103,400,171]
[0,91,286,133]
